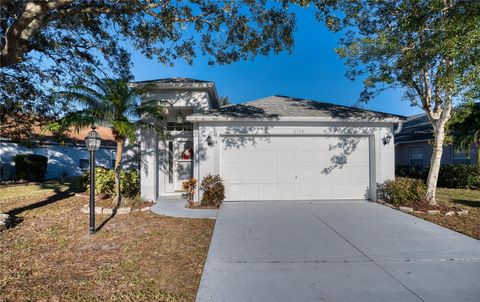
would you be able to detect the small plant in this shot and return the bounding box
[14,154,48,181]
[378,177,427,207]
[182,178,197,206]
[200,174,225,208]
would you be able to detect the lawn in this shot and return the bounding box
[0,179,214,302]
[413,188,480,240]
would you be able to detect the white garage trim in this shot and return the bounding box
[219,134,375,201]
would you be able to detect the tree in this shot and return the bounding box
[1,0,306,139]
[316,0,480,205]
[52,78,164,203]
[447,102,480,167]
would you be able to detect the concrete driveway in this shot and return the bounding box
[196,201,480,302]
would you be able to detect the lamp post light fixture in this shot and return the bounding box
[84,126,102,235]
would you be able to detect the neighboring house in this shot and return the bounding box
[135,78,404,202]
[394,114,478,169]
[0,126,136,181]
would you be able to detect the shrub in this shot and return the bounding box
[14,154,48,181]
[83,167,140,198]
[395,165,428,180]
[200,174,225,207]
[437,164,480,189]
[182,178,197,204]
[378,177,427,207]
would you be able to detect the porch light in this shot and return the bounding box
[84,126,102,235]
[206,135,214,146]
[382,134,392,145]
[176,112,185,124]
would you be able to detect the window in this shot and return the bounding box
[453,148,470,164]
[409,147,423,169]
[79,159,89,169]
[168,141,173,183]
[166,122,193,131]
[111,160,116,169]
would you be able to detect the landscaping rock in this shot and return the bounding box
[457,209,469,216]
[80,205,89,214]
[413,211,425,214]
[102,208,114,215]
[117,207,131,214]
[0,221,6,231]
[427,210,441,215]
[140,206,151,212]
[0,213,9,223]
[383,202,395,208]
[95,207,103,214]
[75,193,89,198]
[445,211,455,217]
[399,206,413,213]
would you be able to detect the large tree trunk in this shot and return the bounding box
[425,114,450,205]
[477,141,480,168]
[114,139,124,204]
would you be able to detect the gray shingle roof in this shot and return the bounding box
[189,95,405,121]
[131,77,211,84]
[394,114,434,144]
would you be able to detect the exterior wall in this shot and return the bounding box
[142,89,213,113]
[395,142,478,168]
[139,89,212,201]
[194,121,396,201]
[0,141,116,180]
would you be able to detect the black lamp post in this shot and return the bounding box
[84,126,102,235]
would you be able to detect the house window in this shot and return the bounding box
[167,122,193,131]
[453,148,470,164]
[79,159,89,169]
[409,147,423,169]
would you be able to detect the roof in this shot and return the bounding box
[29,125,116,147]
[188,95,405,122]
[395,114,433,144]
[394,114,433,144]
[131,77,211,85]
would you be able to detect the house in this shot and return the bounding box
[135,78,405,202]
[0,126,134,181]
[394,114,478,169]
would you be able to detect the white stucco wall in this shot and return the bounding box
[0,141,116,180]
[142,89,213,113]
[194,121,396,201]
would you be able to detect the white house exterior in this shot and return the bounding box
[0,126,138,181]
[136,78,404,202]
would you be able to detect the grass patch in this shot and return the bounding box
[413,188,480,240]
[0,181,214,301]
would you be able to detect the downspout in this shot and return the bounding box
[393,121,404,147]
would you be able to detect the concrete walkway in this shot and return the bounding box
[151,195,217,219]
[196,200,480,302]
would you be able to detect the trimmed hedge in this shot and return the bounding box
[83,167,140,198]
[396,164,480,189]
[14,154,48,181]
[378,177,427,207]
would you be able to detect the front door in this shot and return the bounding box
[173,140,193,191]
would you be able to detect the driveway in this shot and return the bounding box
[196,201,480,302]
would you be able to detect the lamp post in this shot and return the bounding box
[84,126,102,235]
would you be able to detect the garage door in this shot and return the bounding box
[221,136,370,201]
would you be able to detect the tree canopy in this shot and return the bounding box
[1,0,308,139]
[316,0,480,204]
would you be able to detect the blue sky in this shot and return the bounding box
[130,8,423,117]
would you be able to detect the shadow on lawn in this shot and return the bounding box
[450,199,480,208]
[5,177,83,228]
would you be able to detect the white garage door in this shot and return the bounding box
[221,136,371,201]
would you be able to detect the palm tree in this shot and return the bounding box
[53,78,165,203]
[447,102,480,167]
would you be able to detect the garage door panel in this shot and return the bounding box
[221,136,370,201]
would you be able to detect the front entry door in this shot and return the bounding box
[173,140,193,191]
